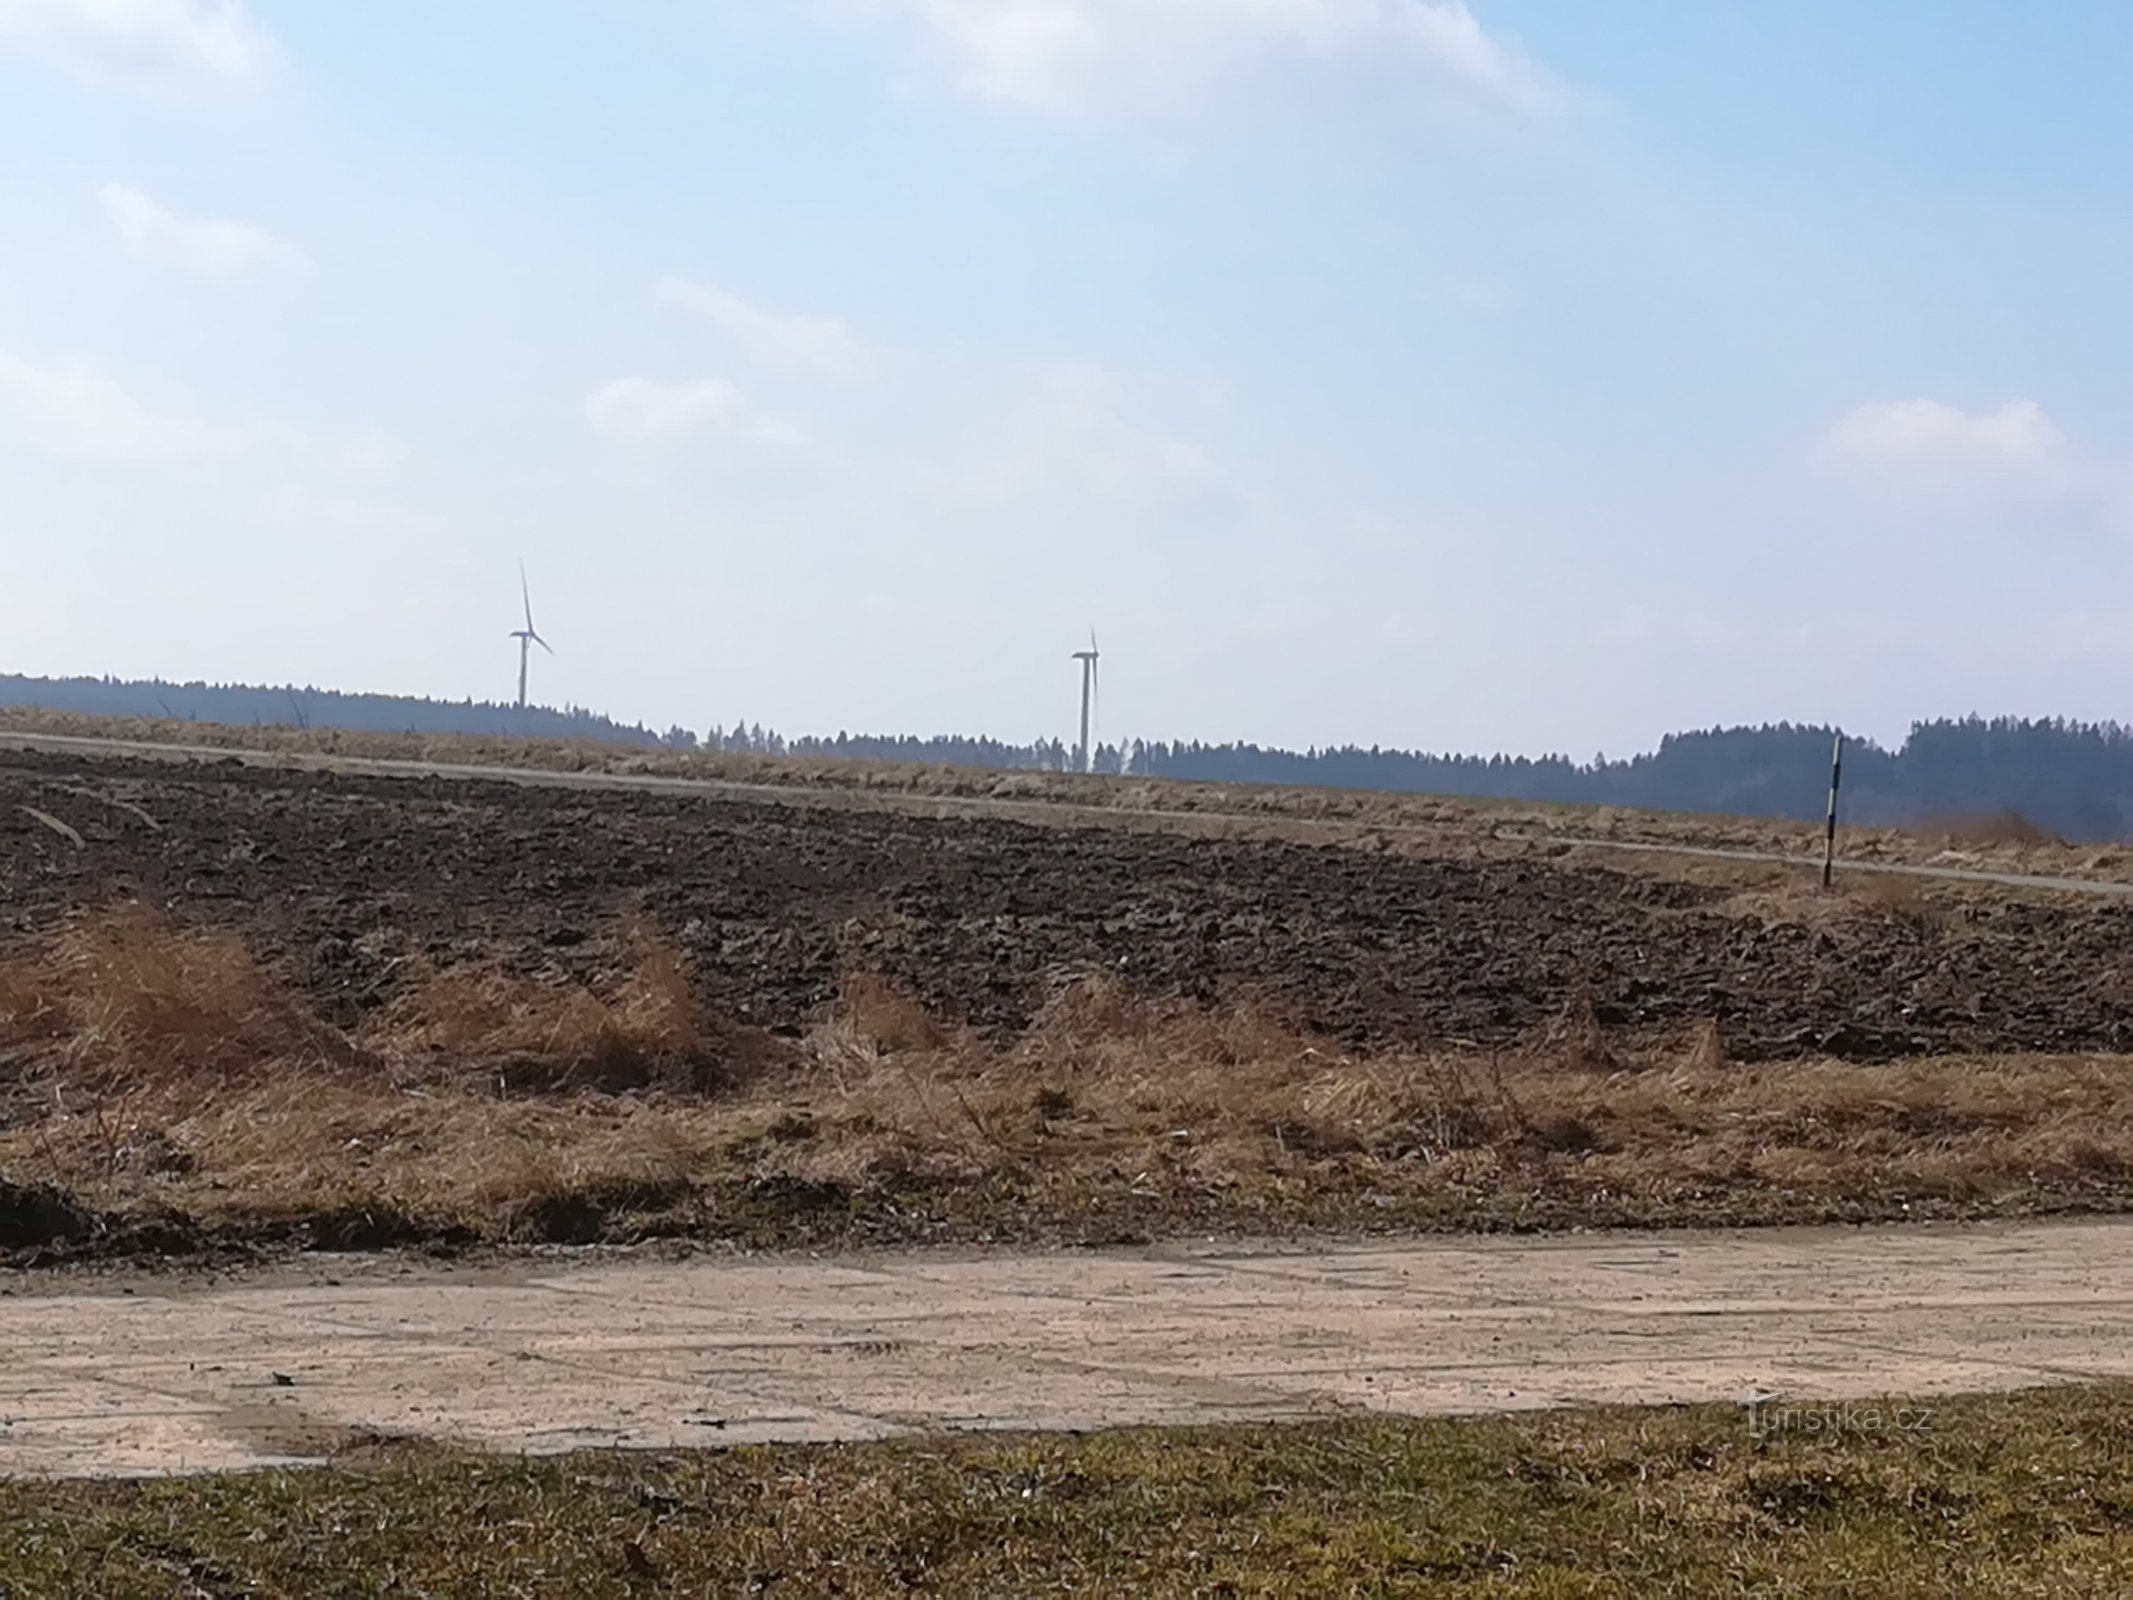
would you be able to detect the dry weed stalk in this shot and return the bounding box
[1541,985,1618,1073]
[1684,1019,1728,1074]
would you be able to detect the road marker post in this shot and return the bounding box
[1822,733,1844,891]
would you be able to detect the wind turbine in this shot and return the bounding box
[509,562,553,710]
[1071,630,1100,774]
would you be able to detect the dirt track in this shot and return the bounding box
[5,1219,2129,1477]
[5,745,2133,1062]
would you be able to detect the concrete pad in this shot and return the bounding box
[2,1217,2129,1478]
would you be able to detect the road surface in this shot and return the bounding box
[1502,829,2133,898]
[4,1219,2129,1477]
[5,728,2130,900]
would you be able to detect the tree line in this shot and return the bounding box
[0,673,697,750]
[716,717,2133,841]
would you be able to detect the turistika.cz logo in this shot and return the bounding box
[1744,1395,1937,1440]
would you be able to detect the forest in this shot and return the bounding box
[0,673,696,750]
[733,718,2133,841]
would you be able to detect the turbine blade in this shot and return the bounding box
[535,633,555,656]
[520,562,535,632]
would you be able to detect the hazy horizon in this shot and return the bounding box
[3,665,2113,768]
[6,2,2132,760]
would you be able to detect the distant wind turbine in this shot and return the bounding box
[1072,630,1100,774]
[510,562,553,710]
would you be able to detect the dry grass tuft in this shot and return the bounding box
[1916,809,2064,848]
[826,972,958,1058]
[1710,869,1962,932]
[1010,971,1290,1070]
[0,905,362,1094]
[0,909,771,1212]
[365,921,726,1096]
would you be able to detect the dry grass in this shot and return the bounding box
[772,973,2133,1228]
[357,919,740,1098]
[2,909,2132,1255]
[1709,868,1963,935]
[0,909,753,1240]
[0,905,360,1094]
[1913,808,2064,847]
[0,909,727,1099]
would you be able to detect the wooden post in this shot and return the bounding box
[1822,733,1844,890]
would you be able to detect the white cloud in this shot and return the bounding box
[656,277,879,382]
[822,0,1553,118]
[99,183,306,279]
[953,359,1213,503]
[0,346,235,460]
[1826,399,2079,495]
[0,345,400,475]
[0,0,277,83]
[584,377,805,449]
[1822,398,2131,527]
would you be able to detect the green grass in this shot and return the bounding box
[6,1387,2132,1596]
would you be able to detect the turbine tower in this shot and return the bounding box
[509,562,553,710]
[1071,630,1100,774]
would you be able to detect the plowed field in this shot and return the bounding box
[4,747,2130,1063]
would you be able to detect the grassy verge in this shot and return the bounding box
[5,1387,2130,1596]
[4,908,2133,1261]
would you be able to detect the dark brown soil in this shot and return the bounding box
[2,748,2131,1064]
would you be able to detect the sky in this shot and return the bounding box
[3,0,2132,757]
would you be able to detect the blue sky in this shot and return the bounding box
[2,0,2130,756]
